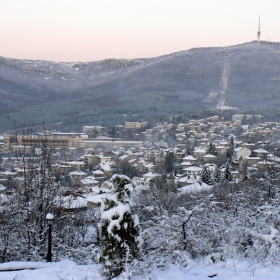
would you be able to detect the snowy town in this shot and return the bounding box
[3,1,280,279]
[1,113,279,210]
[2,111,280,279]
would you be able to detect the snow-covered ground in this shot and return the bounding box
[1,258,280,280]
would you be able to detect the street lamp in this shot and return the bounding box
[46,213,54,262]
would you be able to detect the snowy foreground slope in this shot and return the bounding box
[1,258,280,280]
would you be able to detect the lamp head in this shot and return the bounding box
[46,213,54,226]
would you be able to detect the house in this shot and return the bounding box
[86,193,108,209]
[233,147,251,162]
[193,148,207,160]
[253,148,269,158]
[183,166,202,177]
[80,176,99,187]
[69,170,87,179]
[204,163,217,174]
[76,176,100,189]
[99,160,118,178]
[145,147,161,161]
[84,154,101,166]
[174,151,184,162]
[0,142,4,154]
[82,126,105,133]
[99,156,112,164]
[180,161,193,168]
[53,163,72,174]
[60,195,88,211]
[182,155,197,165]
[91,170,106,182]
[177,176,196,187]
[244,156,261,166]
[125,122,148,130]
[142,171,161,183]
[154,152,166,164]
[69,170,87,187]
[216,145,229,156]
[66,160,85,171]
[177,181,212,194]
[203,154,216,163]
[13,145,32,155]
[0,184,7,194]
[256,160,276,171]
[68,147,76,154]
[119,154,137,164]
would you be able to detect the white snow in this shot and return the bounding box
[46,213,54,220]
[2,258,280,280]
[102,203,131,221]
[178,181,212,194]
[0,260,103,280]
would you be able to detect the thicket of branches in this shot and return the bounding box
[0,141,99,264]
[2,141,280,274]
[132,169,280,271]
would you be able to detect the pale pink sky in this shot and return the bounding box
[0,0,279,62]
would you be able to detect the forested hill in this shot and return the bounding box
[1,41,280,132]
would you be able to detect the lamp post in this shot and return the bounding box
[46,213,54,262]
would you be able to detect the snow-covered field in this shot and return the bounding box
[1,258,280,280]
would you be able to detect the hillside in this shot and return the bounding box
[1,41,280,132]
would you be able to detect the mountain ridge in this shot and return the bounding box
[0,41,280,132]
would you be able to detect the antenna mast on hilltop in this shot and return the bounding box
[257,16,261,45]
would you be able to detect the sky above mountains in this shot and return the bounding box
[1,0,279,62]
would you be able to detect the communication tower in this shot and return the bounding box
[257,16,261,45]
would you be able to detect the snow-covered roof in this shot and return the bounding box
[204,163,217,167]
[244,156,261,160]
[60,196,88,209]
[177,181,212,194]
[69,170,87,176]
[183,166,202,172]
[86,193,109,204]
[67,161,85,165]
[253,148,269,153]
[257,160,276,165]
[182,155,197,160]
[119,154,129,160]
[92,170,105,175]
[216,145,228,149]
[203,154,216,158]
[0,184,7,191]
[143,172,160,178]
[181,161,193,166]
[80,177,99,185]
[178,176,195,184]
[194,148,206,153]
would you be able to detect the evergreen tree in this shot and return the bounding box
[222,164,232,181]
[185,145,191,156]
[107,126,118,138]
[213,168,221,184]
[201,166,212,185]
[226,136,235,160]
[99,175,141,278]
[230,136,235,147]
[207,142,216,155]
